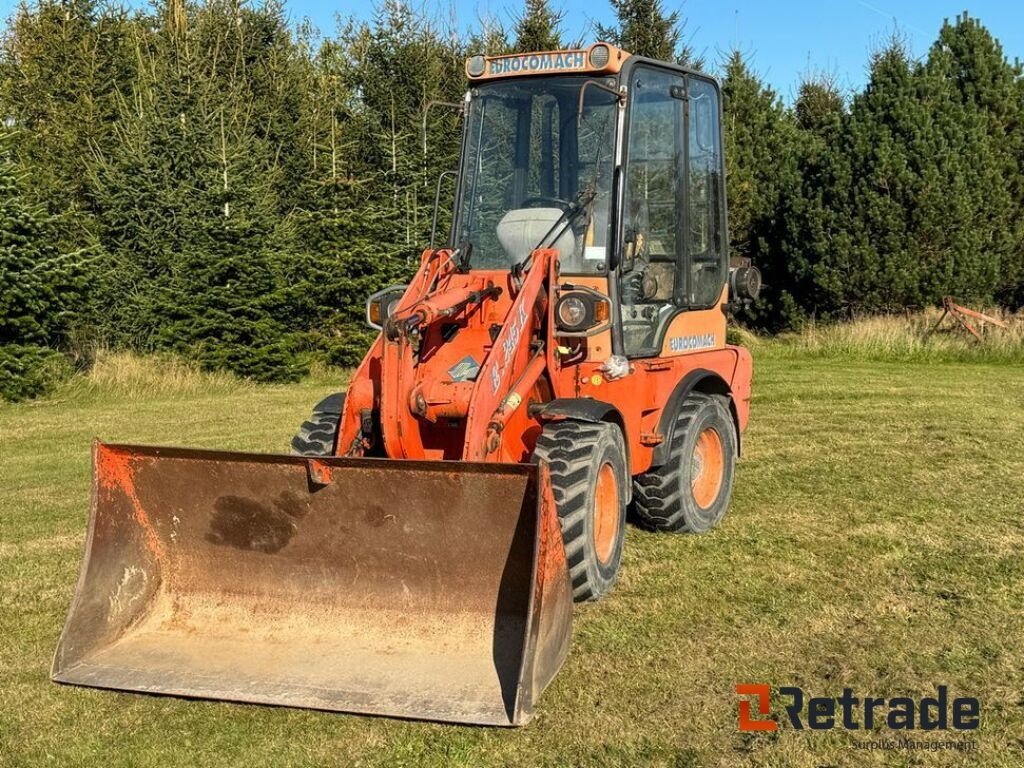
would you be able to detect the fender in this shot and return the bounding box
[535,397,625,427]
[535,397,631,498]
[650,368,741,467]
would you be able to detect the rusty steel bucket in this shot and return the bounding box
[52,442,572,726]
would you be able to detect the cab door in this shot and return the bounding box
[618,65,727,358]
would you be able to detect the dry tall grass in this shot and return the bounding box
[750,306,1024,363]
[62,350,347,401]
[75,350,249,399]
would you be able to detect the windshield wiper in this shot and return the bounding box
[511,188,596,285]
[535,188,597,253]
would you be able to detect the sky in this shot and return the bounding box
[283,0,1024,99]
[3,1,1023,100]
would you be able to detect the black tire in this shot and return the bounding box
[633,392,736,533]
[533,421,628,602]
[290,393,345,456]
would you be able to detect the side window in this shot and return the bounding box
[687,78,725,307]
[620,67,684,356]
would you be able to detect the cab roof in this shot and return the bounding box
[465,43,630,81]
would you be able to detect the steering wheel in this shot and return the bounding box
[519,195,571,210]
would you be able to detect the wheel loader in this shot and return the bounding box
[53,43,759,726]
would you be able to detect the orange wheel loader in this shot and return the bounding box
[53,43,760,726]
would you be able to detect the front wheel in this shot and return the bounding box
[633,392,736,533]
[290,393,344,456]
[533,421,628,602]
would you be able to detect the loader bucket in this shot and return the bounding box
[52,442,572,726]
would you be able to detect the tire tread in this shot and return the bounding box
[289,394,344,456]
[534,421,624,601]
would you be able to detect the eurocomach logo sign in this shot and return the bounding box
[487,51,586,75]
[736,684,980,732]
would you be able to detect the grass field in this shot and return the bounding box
[2,345,1023,767]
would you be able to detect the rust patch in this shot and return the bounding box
[534,465,567,598]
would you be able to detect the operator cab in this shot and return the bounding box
[457,44,729,359]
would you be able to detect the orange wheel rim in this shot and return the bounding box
[691,427,724,509]
[593,463,620,564]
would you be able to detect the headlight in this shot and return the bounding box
[554,288,611,335]
[557,295,589,330]
[589,44,610,69]
[366,285,409,330]
[466,54,486,77]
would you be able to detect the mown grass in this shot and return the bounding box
[1,344,1022,767]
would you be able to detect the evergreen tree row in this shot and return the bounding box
[0,1,1021,399]
[725,14,1024,327]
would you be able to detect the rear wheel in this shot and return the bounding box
[533,421,627,602]
[290,393,344,456]
[633,393,736,533]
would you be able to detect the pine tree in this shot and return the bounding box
[721,52,793,263]
[721,52,814,328]
[288,5,469,365]
[827,38,931,313]
[743,71,852,329]
[769,74,849,327]
[816,32,1006,315]
[471,15,511,56]
[929,12,1023,306]
[596,0,701,67]
[513,0,562,53]
[0,0,135,239]
[0,130,86,399]
[89,0,310,381]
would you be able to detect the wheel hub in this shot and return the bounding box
[593,463,620,564]
[690,427,724,509]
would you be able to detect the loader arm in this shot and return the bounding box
[463,249,556,461]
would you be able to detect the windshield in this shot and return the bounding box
[454,75,618,272]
